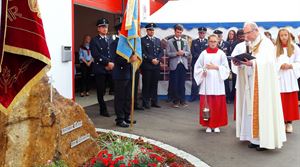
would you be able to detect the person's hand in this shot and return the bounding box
[105,62,114,70]
[206,63,219,70]
[87,61,91,67]
[152,58,159,65]
[241,59,253,66]
[130,55,138,62]
[233,60,241,66]
[177,50,185,56]
[202,69,207,77]
[280,63,292,70]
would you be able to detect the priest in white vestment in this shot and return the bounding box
[234,22,286,151]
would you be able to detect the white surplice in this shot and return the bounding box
[275,43,300,93]
[194,49,230,95]
[234,35,286,149]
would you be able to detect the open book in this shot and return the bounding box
[227,53,255,62]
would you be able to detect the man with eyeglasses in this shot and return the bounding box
[190,27,208,102]
[234,22,286,151]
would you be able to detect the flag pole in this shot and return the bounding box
[130,36,138,129]
[130,60,137,129]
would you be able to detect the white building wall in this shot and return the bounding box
[39,0,73,98]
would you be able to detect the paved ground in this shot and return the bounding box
[84,99,300,167]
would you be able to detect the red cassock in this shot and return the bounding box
[0,0,51,113]
[280,92,300,121]
[199,95,228,128]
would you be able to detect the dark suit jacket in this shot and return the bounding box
[110,37,132,80]
[141,36,163,70]
[90,35,113,74]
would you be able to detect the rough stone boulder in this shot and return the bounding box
[0,77,99,167]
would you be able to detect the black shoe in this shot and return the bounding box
[134,106,144,110]
[248,143,259,148]
[116,121,129,128]
[256,147,268,151]
[151,103,161,108]
[125,120,137,124]
[100,112,111,117]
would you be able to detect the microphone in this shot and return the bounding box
[246,41,250,53]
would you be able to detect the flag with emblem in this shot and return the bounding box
[116,0,142,67]
[0,0,51,113]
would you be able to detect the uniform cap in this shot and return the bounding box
[96,18,109,27]
[198,27,207,32]
[213,30,223,35]
[145,23,157,30]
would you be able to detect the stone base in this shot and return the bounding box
[0,77,99,167]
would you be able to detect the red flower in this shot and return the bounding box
[101,158,110,166]
[169,162,183,167]
[148,163,157,167]
[107,153,113,159]
[131,158,139,164]
[167,153,176,159]
[90,157,97,165]
[112,156,124,164]
[149,153,164,162]
[97,150,108,158]
[153,146,162,152]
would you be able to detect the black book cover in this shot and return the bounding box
[227,53,255,62]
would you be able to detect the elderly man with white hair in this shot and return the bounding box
[233,22,286,151]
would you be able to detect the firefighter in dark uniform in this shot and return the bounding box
[213,29,232,103]
[141,23,163,109]
[90,18,113,117]
[190,27,208,102]
[110,23,138,128]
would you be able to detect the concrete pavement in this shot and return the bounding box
[84,100,300,167]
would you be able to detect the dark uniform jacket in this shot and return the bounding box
[90,35,113,74]
[141,36,163,70]
[218,40,230,56]
[191,38,208,66]
[110,37,132,80]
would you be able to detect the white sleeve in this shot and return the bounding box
[291,44,300,79]
[218,52,230,80]
[193,52,205,85]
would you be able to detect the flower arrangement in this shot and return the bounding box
[83,132,188,167]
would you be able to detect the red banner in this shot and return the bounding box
[0,0,51,113]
